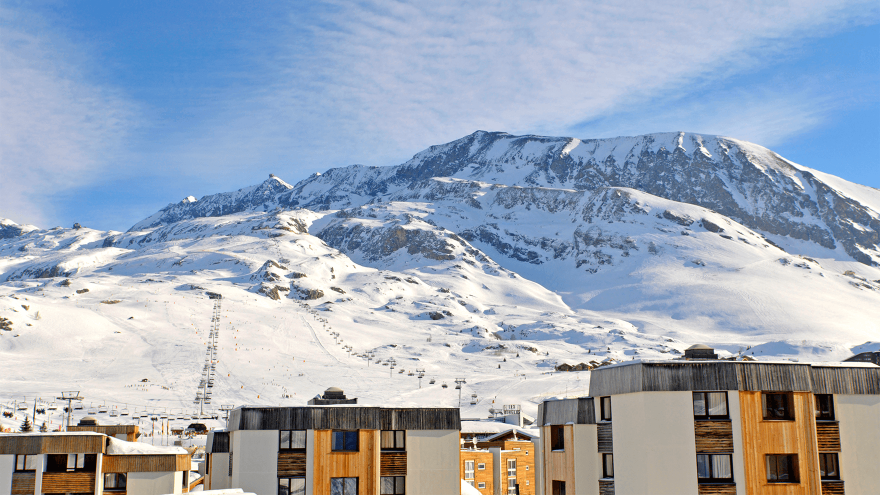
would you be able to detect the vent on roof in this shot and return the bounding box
[683,344,718,360]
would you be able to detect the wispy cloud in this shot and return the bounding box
[0,7,136,227]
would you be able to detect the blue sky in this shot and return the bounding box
[1,1,878,230]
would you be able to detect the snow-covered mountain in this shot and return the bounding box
[2,131,879,432]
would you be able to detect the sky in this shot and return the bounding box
[1,0,879,231]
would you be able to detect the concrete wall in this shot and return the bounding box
[726,391,746,495]
[305,430,314,495]
[208,453,231,491]
[406,430,460,495]
[33,454,43,495]
[836,394,880,494]
[127,471,182,495]
[572,424,598,495]
[230,430,278,495]
[533,436,542,495]
[613,391,698,495]
[0,454,14,495]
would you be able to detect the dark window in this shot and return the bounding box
[332,431,359,452]
[696,454,733,482]
[550,425,564,451]
[46,454,68,472]
[381,430,405,451]
[602,454,614,479]
[331,477,358,495]
[762,393,794,420]
[280,430,306,450]
[104,473,127,491]
[819,453,840,480]
[43,454,95,472]
[815,395,835,421]
[693,392,729,419]
[278,477,306,495]
[766,454,799,483]
[228,453,233,476]
[552,480,566,495]
[380,476,405,494]
[14,455,38,472]
[600,397,612,421]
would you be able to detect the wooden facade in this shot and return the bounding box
[41,472,96,493]
[697,484,736,495]
[229,406,459,431]
[598,479,614,495]
[597,423,613,453]
[68,425,139,442]
[499,447,536,495]
[0,434,105,455]
[379,452,406,476]
[739,391,821,494]
[102,454,191,473]
[312,429,379,495]
[278,451,307,477]
[694,420,734,453]
[541,425,577,495]
[460,449,493,495]
[820,480,845,495]
[537,398,595,426]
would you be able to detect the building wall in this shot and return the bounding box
[836,394,880,494]
[305,429,314,495]
[459,449,493,495]
[230,430,278,495]
[738,391,821,495]
[406,430,459,495]
[726,390,747,495]
[572,424,599,495]
[126,471,182,495]
[312,429,378,495]
[613,391,698,495]
[498,448,535,495]
[540,425,574,495]
[0,454,14,495]
[207,453,231,491]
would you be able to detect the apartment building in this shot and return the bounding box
[0,432,193,495]
[539,348,880,495]
[459,429,537,495]
[206,389,461,495]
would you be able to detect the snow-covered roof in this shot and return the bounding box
[107,436,187,455]
[484,428,539,442]
[459,421,539,438]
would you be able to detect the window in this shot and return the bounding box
[15,455,38,472]
[44,454,96,472]
[381,430,405,451]
[550,425,564,451]
[477,482,486,489]
[693,392,729,419]
[280,430,306,450]
[507,459,517,477]
[815,395,835,421]
[332,431,359,452]
[552,480,566,495]
[766,454,799,483]
[819,453,839,480]
[278,478,305,495]
[507,477,517,495]
[602,454,614,479]
[696,454,733,482]
[763,393,794,420]
[103,473,126,491]
[600,397,612,421]
[380,476,405,494]
[525,466,529,471]
[464,460,475,479]
[330,477,358,495]
[477,463,486,470]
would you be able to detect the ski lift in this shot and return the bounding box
[87,407,97,415]
[74,402,84,410]
[17,404,27,411]
[455,383,461,390]
[429,378,436,385]
[48,403,58,411]
[160,413,168,419]
[121,407,129,416]
[177,415,185,420]
[441,382,448,389]
[110,409,119,418]
[98,405,108,414]
[470,393,478,405]
[408,372,414,376]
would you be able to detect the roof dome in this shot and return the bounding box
[78,416,99,426]
[325,387,343,393]
[686,344,713,350]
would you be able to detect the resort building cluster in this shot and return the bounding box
[2,346,878,495]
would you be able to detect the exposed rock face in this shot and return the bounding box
[128,131,879,265]
[0,219,38,240]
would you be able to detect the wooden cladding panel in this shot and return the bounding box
[816,422,841,452]
[739,391,822,495]
[460,450,494,495]
[598,479,615,495]
[0,435,105,455]
[500,449,536,495]
[821,480,845,495]
[811,366,880,395]
[278,451,307,477]
[597,423,613,453]
[697,484,737,495]
[102,454,190,473]
[542,425,576,495]
[230,407,459,431]
[694,421,734,453]
[380,452,407,476]
[312,429,378,495]
[538,398,595,425]
[11,473,35,495]
[41,472,96,494]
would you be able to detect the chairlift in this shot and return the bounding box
[48,403,58,411]
[160,413,168,419]
[74,402,84,410]
[110,409,119,417]
[441,382,448,389]
[17,404,27,411]
[429,378,436,384]
[455,384,461,390]
[121,408,129,416]
[98,405,108,414]
[408,372,414,376]
[87,407,97,415]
